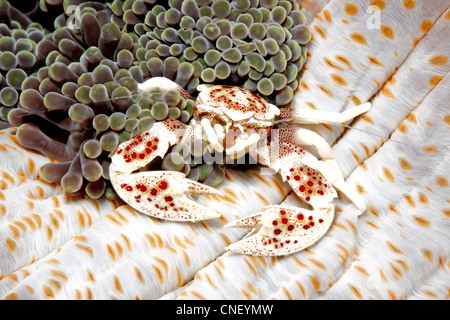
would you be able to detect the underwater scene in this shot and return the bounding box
[0,0,449,301]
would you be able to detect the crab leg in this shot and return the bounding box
[274,127,367,213]
[276,102,371,125]
[137,76,193,100]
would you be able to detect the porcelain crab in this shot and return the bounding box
[109,77,371,256]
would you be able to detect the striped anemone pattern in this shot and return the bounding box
[1,0,450,299]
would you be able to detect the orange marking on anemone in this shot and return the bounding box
[5,238,17,252]
[420,20,433,33]
[398,158,413,170]
[381,86,395,98]
[403,0,416,9]
[445,10,450,20]
[344,3,358,16]
[330,73,348,86]
[383,166,395,182]
[350,32,367,45]
[313,25,327,39]
[413,215,430,227]
[436,176,449,187]
[429,55,448,66]
[429,76,443,86]
[317,84,333,97]
[323,9,332,22]
[370,0,386,10]
[368,56,384,66]
[380,25,395,39]
[335,55,352,68]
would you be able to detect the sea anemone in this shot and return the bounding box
[0,0,449,302]
[2,0,311,200]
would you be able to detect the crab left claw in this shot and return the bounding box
[110,170,222,221]
[109,119,222,221]
[225,205,334,256]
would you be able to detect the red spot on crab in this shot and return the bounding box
[274,229,282,235]
[150,188,158,196]
[136,184,147,192]
[299,185,306,192]
[159,181,168,190]
[287,225,294,231]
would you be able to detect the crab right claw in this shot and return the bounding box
[225,205,334,256]
[110,170,222,221]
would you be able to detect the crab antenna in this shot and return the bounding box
[337,123,420,149]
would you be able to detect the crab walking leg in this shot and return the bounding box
[313,160,366,214]
[276,102,371,125]
[275,127,367,213]
[201,118,224,152]
[225,205,334,256]
[137,76,194,100]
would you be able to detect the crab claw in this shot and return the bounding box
[110,170,222,221]
[280,157,338,211]
[110,125,170,176]
[225,205,334,256]
[110,119,193,175]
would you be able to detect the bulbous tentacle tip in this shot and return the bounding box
[225,205,334,256]
[110,170,222,222]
